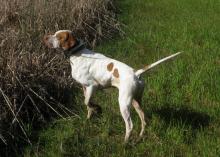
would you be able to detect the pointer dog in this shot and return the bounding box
[43,30,181,142]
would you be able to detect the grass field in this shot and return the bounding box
[24,0,220,156]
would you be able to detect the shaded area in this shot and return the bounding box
[0,79,82,157]
[151,105,211,144]
[152,106,211,129]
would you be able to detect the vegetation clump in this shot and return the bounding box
[0,0,120,154]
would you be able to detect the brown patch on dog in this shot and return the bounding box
[107,62,114,71]
[143,65,150,71]
[113,68,119,78]
[56,31,76,50]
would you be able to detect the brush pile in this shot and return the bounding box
[0,0,120,153]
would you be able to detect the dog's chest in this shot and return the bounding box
[69,57,92,84]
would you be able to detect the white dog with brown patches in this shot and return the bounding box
[43,30,181,142]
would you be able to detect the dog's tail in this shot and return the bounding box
[135,52,182,77]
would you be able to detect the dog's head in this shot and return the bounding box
[43,30,77,50]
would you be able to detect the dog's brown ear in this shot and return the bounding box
[56,31,77,50]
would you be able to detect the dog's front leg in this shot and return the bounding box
[83,85,96,119]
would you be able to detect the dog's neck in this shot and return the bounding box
[64,39,85,58]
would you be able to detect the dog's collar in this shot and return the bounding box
[64,39,85,58]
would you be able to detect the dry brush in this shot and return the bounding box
[0,0,121,153]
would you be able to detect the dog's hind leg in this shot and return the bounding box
[132,99,146,137]
[132,81,146,137]
[118,89,133,142]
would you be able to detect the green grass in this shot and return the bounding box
[24,0,220,156]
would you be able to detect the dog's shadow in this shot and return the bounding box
[145,105,211,145]
[151,105,211,129]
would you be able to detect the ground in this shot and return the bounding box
[24,0,220,156]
